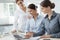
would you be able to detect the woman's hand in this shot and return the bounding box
[25,32,34,39]
[11,29,17,33]
[40,35,51,38]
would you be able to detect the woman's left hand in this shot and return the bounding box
[40,35,51,38]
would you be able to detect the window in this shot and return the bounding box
[4,3,16,16]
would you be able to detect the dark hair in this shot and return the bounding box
[28,4,38,10]
[16,0,23,3]
[40,0,55,9]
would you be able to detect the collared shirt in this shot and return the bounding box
[38,11,60,38]
[25,14,43,33]
[12,8,31,32]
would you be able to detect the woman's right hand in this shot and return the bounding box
[11,29,17,33]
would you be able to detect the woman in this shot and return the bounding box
[25,4,44,39]
[39,0,60,38]
[12,0,31,33]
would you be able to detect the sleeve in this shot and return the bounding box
[11,10,19,31]
[51,14,60,38]
[33,19,45,37]
[51,32,60,38]
[25,19,30,33]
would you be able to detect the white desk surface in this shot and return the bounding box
[0,35,60,40]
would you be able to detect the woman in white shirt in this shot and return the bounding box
[12,0,31,33]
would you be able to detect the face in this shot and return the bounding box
[28,8,36,16]
[17,0,23,6]
[40,6,50,14]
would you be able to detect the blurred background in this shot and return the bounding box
[0,0,60,34]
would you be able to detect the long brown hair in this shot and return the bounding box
[40,0,55,9]
[16,0,23,3]
[28,4,37,10]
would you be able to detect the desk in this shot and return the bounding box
[39,38,60,40]
[0,35,15,40]
[0,35,60,40]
